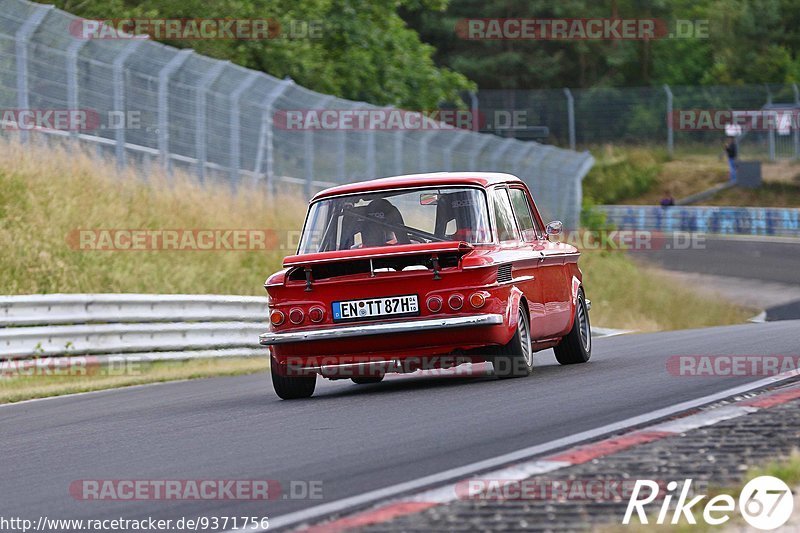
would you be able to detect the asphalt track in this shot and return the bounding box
[633,235,800,320]
[635,235,800,285]
[2,320,799,531]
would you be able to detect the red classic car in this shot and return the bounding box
[260,172,591,399]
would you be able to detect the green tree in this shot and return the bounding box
[54,0,474,109]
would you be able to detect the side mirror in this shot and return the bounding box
[545,220,563,240]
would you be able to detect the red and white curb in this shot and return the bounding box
[251,373,800,533]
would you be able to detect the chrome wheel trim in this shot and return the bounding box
[518,309,533,366]
[577,297,591,353]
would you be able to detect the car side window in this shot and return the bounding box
[493,187,519,242]
[508,187,539,241]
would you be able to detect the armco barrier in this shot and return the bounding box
[597,205,800,237]
[0,294,269,361]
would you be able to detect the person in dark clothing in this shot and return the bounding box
[724,137,738,183]
[660,190,675,207]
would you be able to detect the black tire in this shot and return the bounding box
[271,357,316,399]
[493,306,534,379]
[351,375,385,385]
[554,288,592,365]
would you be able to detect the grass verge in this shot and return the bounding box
[0,137,305,295]
[0,357,268,404]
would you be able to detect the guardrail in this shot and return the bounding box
[596,205,800,237]
[0,294,269,362]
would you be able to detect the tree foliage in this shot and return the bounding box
[54,0,474,108]
[403,0,800,88]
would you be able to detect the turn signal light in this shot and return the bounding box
[469,292,487,309]
[448,294,464,311]
[270,310,285,326]
[289,308,305,324]
[309,306,325,323]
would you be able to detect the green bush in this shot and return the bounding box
[583,146,665,205]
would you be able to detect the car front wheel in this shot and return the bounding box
[493,307,534,379]
[271,357,316,399]
[554,288,592,365]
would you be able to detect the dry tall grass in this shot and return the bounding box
[0,137,306,295]
[0,136,750,330]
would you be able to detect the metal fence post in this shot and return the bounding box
[393,130,404,175]
[229,72,259,186]
[766,84,776,162]
[112,39,145,168]
[335,128,347,180]
[443,130,466,170]
[469,136,492,170]
[563,88,576,150]
[194,60,228,183]
[490,139,514,169]
[663,84,674,157]
[469,91,480,132]
[510,142,531,174]
[793,84,799,160]
[305,95,333,197]
[366,124,377,178]
[253,78,293,192]
[15,5,52,143]
[157,49,192,172]
[66,38,88,140]
[418,129,439,171]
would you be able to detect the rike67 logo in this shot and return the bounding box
[623,476,794,530]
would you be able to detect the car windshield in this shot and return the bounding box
[298,187,491,254]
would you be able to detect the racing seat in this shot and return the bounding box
[435,191,483,242]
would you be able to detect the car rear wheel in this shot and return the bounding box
[493,307,533,379]
[271,357,316,399]
[554,288,592,365]
[352,376,385,385]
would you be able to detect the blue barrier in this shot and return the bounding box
[596,205,800,237]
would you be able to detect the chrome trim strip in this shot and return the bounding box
[259,313,503,345]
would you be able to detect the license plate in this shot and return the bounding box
[332,294,419,322]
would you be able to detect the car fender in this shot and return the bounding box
[565,274,582,332]
[502,285,525,343]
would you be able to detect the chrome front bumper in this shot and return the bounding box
[259,313,504,345]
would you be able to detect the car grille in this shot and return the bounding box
[496,264,512,283]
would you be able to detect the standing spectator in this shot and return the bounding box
[660,190,675,207]
[724,137,738,183]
